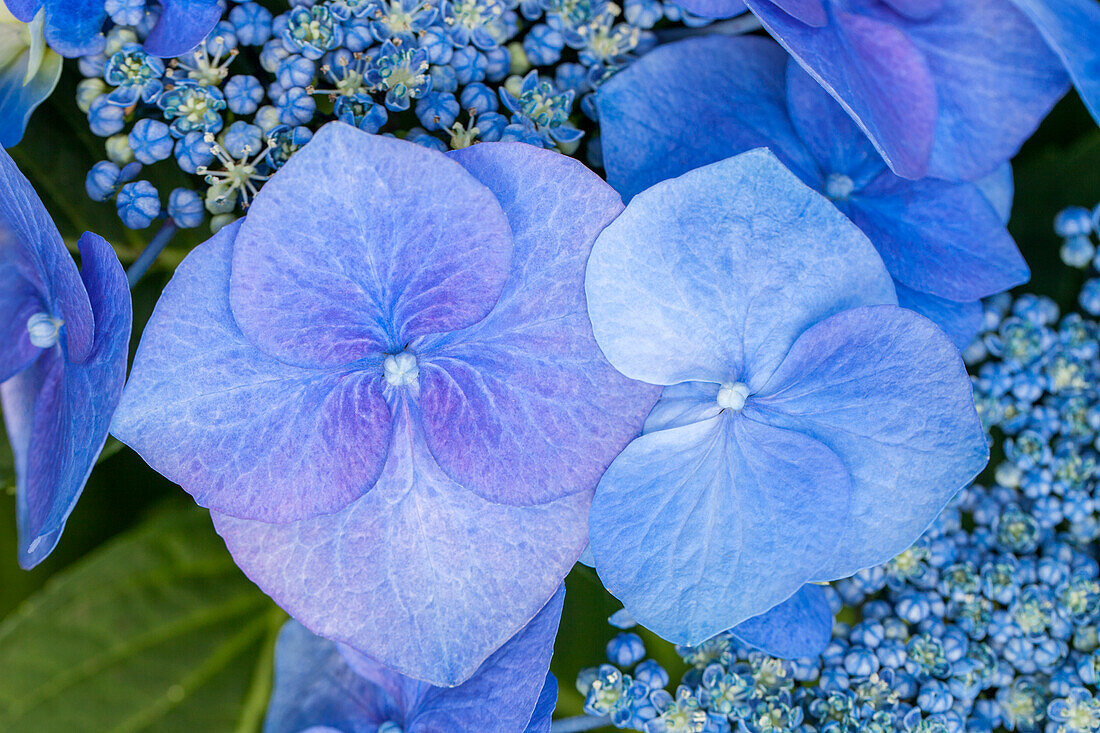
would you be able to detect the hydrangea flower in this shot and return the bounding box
[4,0,221,58]
[111,122,658,685]
[0,7,60,147]
[596,35,1029,347]
[663,0,1070,182]
[0,145,130,568]
[583,148,988,646]
[264,588,564,733]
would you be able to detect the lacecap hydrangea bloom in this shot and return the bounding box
[264,588,564,733]
[662,0,1077,182]
[0,145,131,568]
[0,7,61,147]
[3,0,220,58]
[584,148,988,647]
[597,35,1028,348]
[112,122,659,685]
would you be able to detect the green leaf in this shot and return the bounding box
[0,500,285,733]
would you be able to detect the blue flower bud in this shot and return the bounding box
[128,119,173,165]
[606,632,645,668]
[168,188,204,228]
[116,181,161,229]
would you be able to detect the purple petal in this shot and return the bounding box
[212,402,589,686]
[880,0,943,19]
[751,305,988,580]
[142,0,222,58]
[4,0,41,21]
[771,0,826,26]
[3,232,130,568]
[111,223,393,523]
[1006,0,1100,129]
[585,148,895,389]
[894,284,983,351]
[731,583,832,659]
[229,123,512,368]
[846,174,1028,302]
[745,0,938,179]
[597,36,819,203]
[416,143,659,506]
[0,145,92,363]
[589,414,850,645]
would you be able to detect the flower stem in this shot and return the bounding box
[551,715,611,732]
[127,219,178,288]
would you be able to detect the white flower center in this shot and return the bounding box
[383,351,419,387]
[716,382,749,411]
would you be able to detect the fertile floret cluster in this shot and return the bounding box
[73,0,709,231]
[573,206,1100,733]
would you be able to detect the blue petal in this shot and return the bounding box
[3,232,130,568]
[404,587,564,731]
[211,403,589,686]
[414,142,658,506]
[745,0,938,179]
[666,0,746,19]
[787,62,1028,303]
[1007,0,1100,129]
[265,588,563,733]
[264,621,398,733]
[585,148,895,389]
[0,33,62,148]
[0,144,93,362]
[747,0,1068,181]
[229,122,512,368]
[111,222,394,524]
[642,381,721,434]
[142,0,222,58]
[4,0,43,22]
[597,36,818,202]
[910,0,1068,181]
[730,584,832,659]
[751,305,988,581]
[783,58,884,185]
[894,283,983,351]
[589,415,850,645]
[523,674,557,733]
[39,0,106,57]
[976,162,1014,225]
[845,174,1029,302]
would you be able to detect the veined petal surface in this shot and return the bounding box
[585,148,895,389]
[417,142,659,505]
[589,415,850,645]
[111,223,393,523]
[229,123,513,368]
[730,583,833,659]
[213,401,589,686]
[751,305,988,580]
